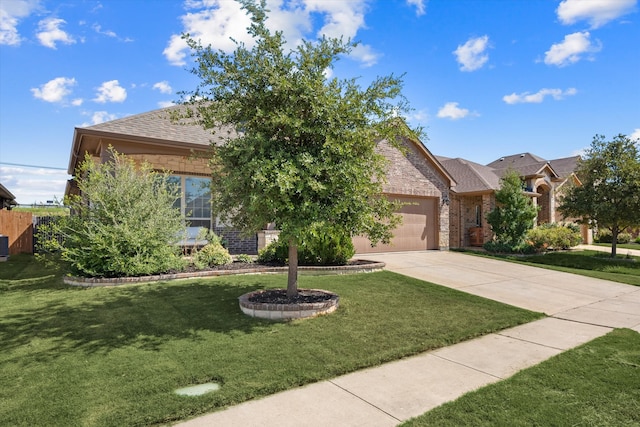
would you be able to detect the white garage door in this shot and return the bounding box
[353,196,438,253]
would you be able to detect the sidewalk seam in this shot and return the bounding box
[327,380,402,423]
[429,352,504,380]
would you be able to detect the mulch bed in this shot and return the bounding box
[247,288,336,304]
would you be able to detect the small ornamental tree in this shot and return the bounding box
[486,170,538,251]
[38,148,185,277]
[559,134,640,257]
[182,0,417,297]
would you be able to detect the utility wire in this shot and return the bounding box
[0,161,68,171]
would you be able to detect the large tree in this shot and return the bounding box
[559,134,640,257]
[182,0,416,297]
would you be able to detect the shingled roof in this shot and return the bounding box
[437,156,500,194]
[78,105,233,147]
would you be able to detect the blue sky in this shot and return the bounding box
[1,0,638,205]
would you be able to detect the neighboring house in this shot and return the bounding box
[65,106,455,254]
[439,153,583,248]
[0,183,18,210]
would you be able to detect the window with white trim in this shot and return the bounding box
[168,175,212,229]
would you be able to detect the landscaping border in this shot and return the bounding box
[63,260,386,287]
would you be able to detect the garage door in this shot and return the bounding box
[353,196,438,253]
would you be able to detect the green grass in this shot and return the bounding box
[458,249,640,286]
[403,328,640,426]
[594,242,640,251]
[0,255,542,427]
[13,206,70,216]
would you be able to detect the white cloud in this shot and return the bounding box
[630,128,640,142]
[437,102,476,120]
[544,31,601,67]
[92,23,116,38]
[36,17,76,49]
[0,166,69,205]
[71,98,83,106]
[557,0,637,28]
[153,81,172,94]
[31,77,77,103]
[453,35,490,72]
[90,111,118,124]
[158,101,176,108]
[406,0,427,16]
[0,0,40,46]
[93,80,127,103]
[164,0,377,67]
[503,88,578,104]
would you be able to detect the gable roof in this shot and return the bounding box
[487,153,547,170]
[68,106,236,174]
[437,156,499,194]
[549,156,580,179]
[487,152,563,180]
[0,183,18,209]
[78,106,232,147]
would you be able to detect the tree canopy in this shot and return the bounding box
[486,169,538,251]
[559,134,640,256]
[181,0,418,296]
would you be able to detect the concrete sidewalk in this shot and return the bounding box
[177,251,640,427]
[578,243,640,257]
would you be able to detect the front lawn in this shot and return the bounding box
[0,255,541,426]
[459,249,640,286]
[403,328,640,426]
[594,242,640,251]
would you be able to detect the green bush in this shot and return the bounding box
[595,229,632,244]
[37,148,186,277]
[635,236,640,244]
[526,223,582,251]
[257,228,355,266]
[483,240,536,254]
[193,242,232,267]
[235,253,253,263]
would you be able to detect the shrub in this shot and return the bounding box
[235,253,253,263]
[636,236,640,244]
[193,242,232,267]
[37,148,186,277]
[483,240,535,254]
[595,229,632,244]
[526,223,582,251]
[257,227,355,266]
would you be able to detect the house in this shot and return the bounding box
[65,105,585,254]
[0,183,18,210]
[65,106,455,254]
[439,152,583,248]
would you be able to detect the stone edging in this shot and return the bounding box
[238,288,339,320]
[63,261,386,287]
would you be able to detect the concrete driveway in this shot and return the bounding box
[177,251,640,427]
[363,251,640,328]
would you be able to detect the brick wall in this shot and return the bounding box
[377,138,451,249]
[127,153,210,175]
[215,227,258,255]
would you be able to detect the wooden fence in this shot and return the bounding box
[0,210,33,255]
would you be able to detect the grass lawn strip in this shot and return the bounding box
[456,249,640,287]
[402,328,640,426]
[0,255,542,427]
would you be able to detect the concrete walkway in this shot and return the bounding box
[177,251,640,427]
[578,243,640,257]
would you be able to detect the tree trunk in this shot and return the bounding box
[611,226,618,258]
[287,238,298,298]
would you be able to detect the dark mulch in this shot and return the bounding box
[248,288,337,304]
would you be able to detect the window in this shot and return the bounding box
[475,205,481,226]
[169,175,212,229]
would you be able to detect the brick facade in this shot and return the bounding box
[127,153,210,176]
[376,138,451,249]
